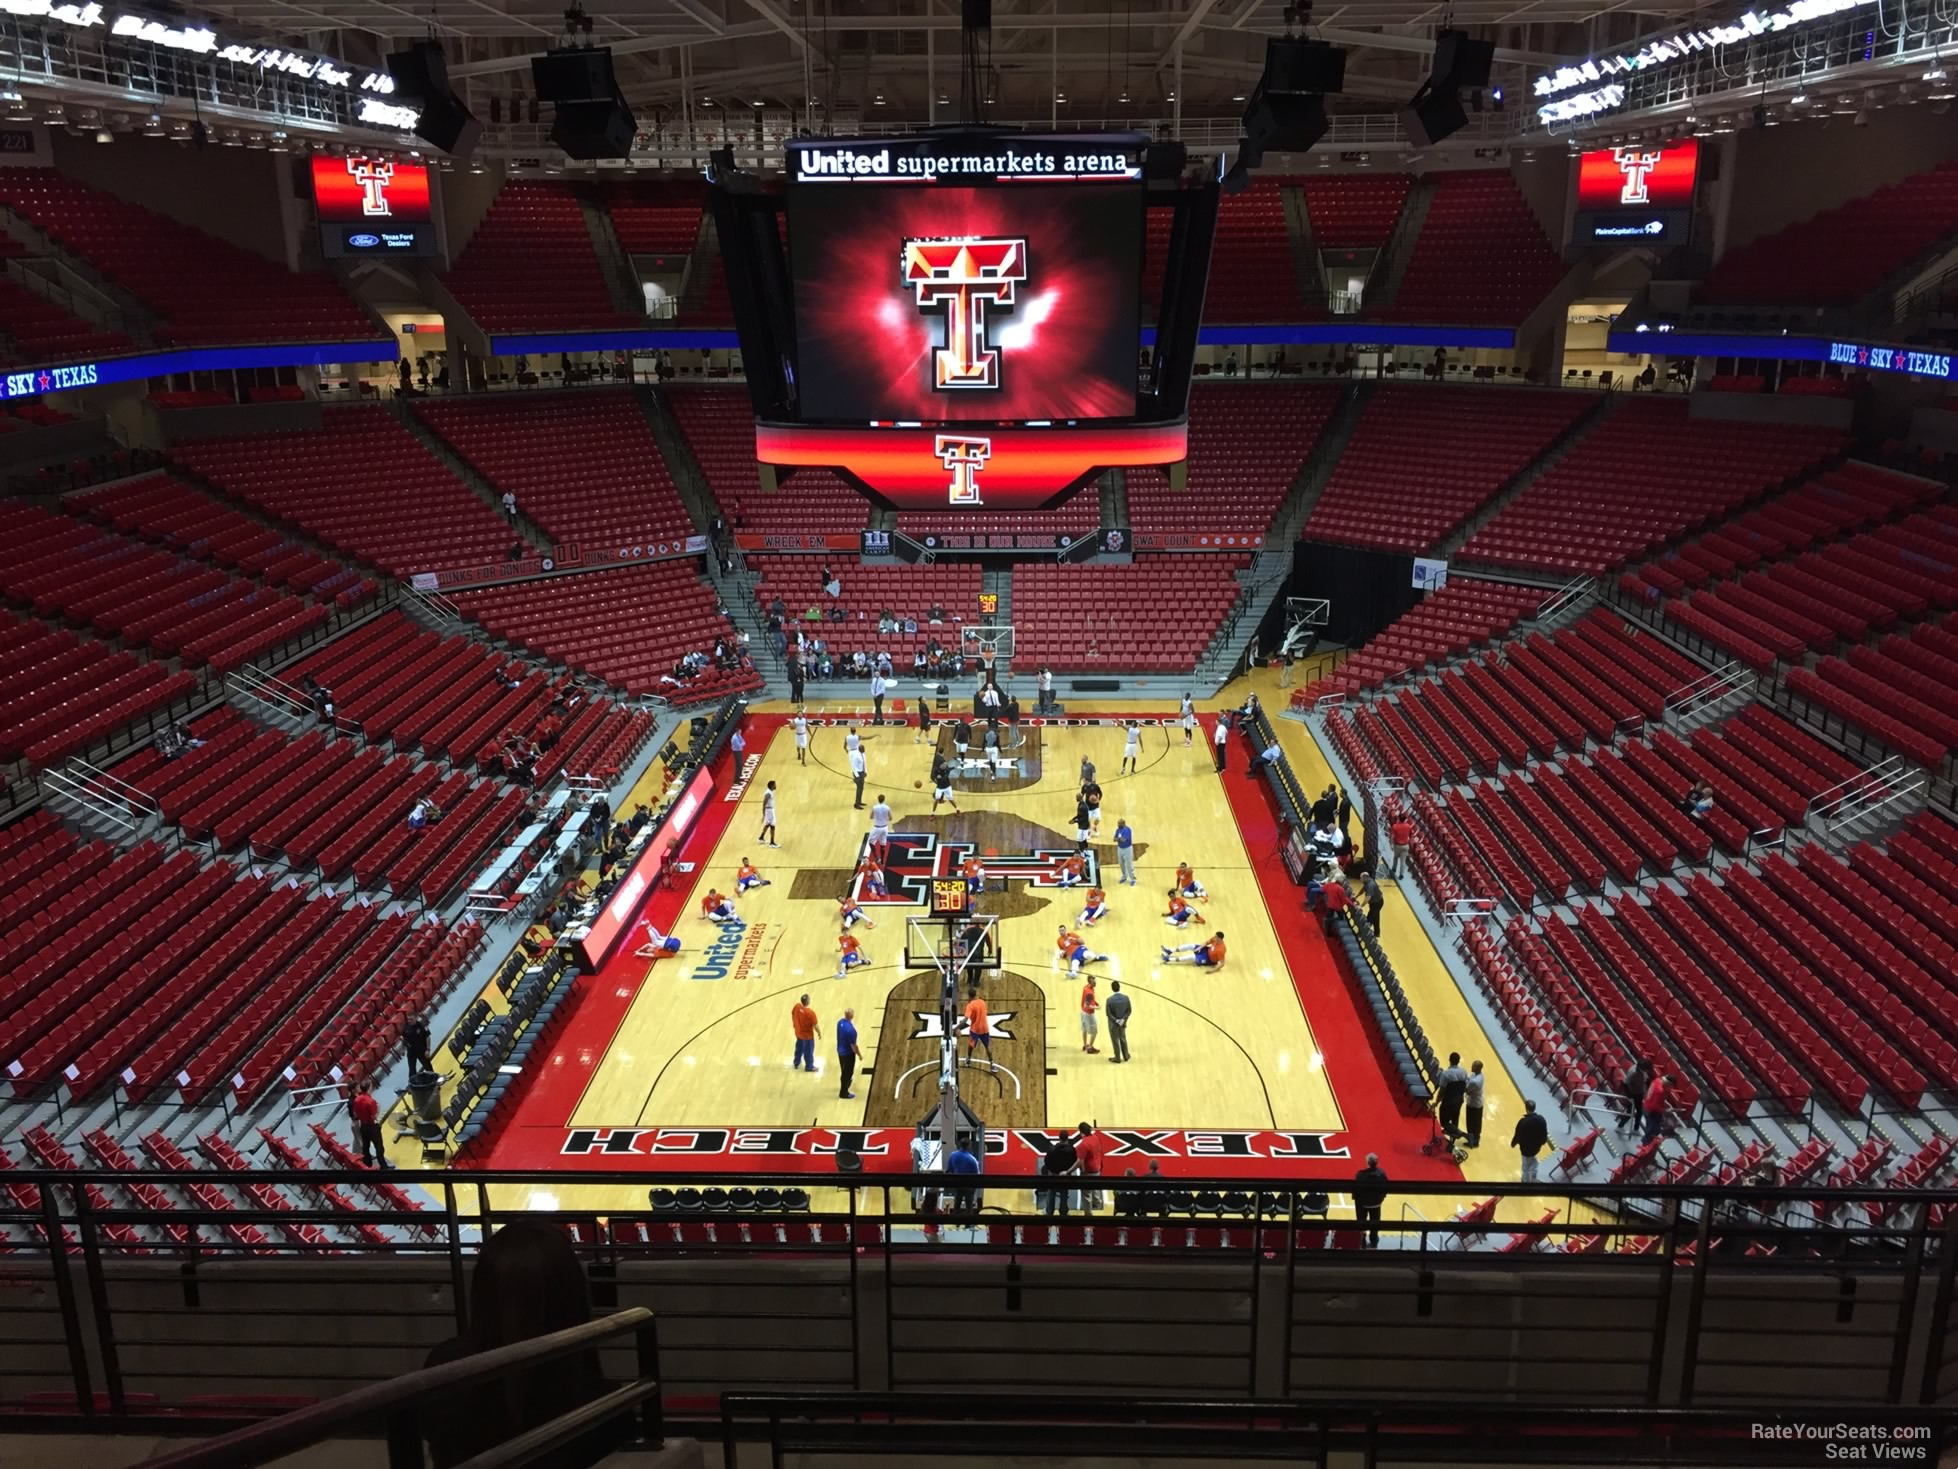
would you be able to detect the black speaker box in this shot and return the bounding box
[1399,87,1467,147]
[387,39,450,96]
[415,94,483,157]
[551,96,637,159]
[533,46,617,103]
[1244,86,1329,152]
[1262,36,1347,94]
[1433,29,1494,90]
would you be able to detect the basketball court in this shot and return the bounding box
[459,673,1600,1233]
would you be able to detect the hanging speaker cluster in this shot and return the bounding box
[385,40,482,158]
[1225,34,1345,193]
[1398,28,1495,147]
[533,46,637,159]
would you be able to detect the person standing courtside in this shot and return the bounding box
[1352,1153,1389,1247]
[870,668,887,724]
[1463,1059,1486,1148]
[1437,1052,1468,1142]
[1114,817,1136,887]
[835,1008,860,1100]
[1105,979,1132,1063]
[1212,712,1230,772]
[848,741,867,810]
[404,1013,432,1076]
[791,996,821,1074]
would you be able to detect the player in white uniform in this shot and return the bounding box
[1180,693,1197,747]
[758,780,778,847]
[1120,720,1142,775]
[792,714,809,766]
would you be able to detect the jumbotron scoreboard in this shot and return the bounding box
[710,130,1218,514]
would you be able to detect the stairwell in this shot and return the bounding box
[1194,548,1293,684]
[1099,469,1128,529]
[1368,177,1435,313]
[680,212,721,317]
[1437,392,1621,560]
[983,565,1015,658]
[629,385,718,534]
[0,205,157,338]
[1281,186,1325,313]
[390,399,552,552]
[578,194,647,321]
[1267,380,1375,544]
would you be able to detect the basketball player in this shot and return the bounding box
[857,856,888,899]
[915,697,933,745]
[1162,931,1227,968]
[1056,925,1106,976]
[736,858,770,893]
[700,888,738,923]
[1121,719,1141,775]
[1073,793,1093,847]
[930,753,959,813]
[963,984,995,1071]
[1058,849,1087,888]
[953,717,972,760]
[835,929,869,979]
[1175,861,1209,900]
[758,780,778,847]
[1077,885,1108,927]
[1087,787,1103,837]
[962,853,985,898]
[1164,893,1201,928]
[1180,693,1197,747]
[637,920,682,958]
[868,794,893,858]
[792,714,809,766]
[1078,976,1101,1055]
[838,894,876,930]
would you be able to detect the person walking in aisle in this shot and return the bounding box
[1643,1072,1673,1143]
[1360,868,1384,935]
[1512,1100,1551,1183]
[849,742,867,809]
[835,1008,860,1100]
[791,996,821,1073]
[793,713,809,766]
[1105,979,1132,1062]
[1463,1059,1486,1148]
[1381,809,1413,879]
[870,669,887,724]
[758,780,778,847]
[1619,1057,1653,1135]
[1120,720,1141,775]
[350,1080,385,1166]
[1212,713,1230,772]
[1352,1153,1389,1248]
[1114,818,1136,886]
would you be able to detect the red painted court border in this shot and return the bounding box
[478,713,1464,1184]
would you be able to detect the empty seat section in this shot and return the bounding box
[667,387,868,538]
[1300,581,1538,699]
[1013,556,1246,672]
[417,390,691,551]
[446,182,635,331]
[1304,386,1589,552]
[1702,160,1958,306]
[172,406,510,577]
[1382,172,1563,325]
[1459,398,1841,575]
[1125,383,1339,534]
[0,167,373,345]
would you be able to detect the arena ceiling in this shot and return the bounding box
[176,0,1705,131]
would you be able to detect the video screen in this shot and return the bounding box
[312,156,435,258]
[790,183,1141,423]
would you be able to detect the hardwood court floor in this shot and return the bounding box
[458,668,1605,1239]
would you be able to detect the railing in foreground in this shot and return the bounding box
[3,1170,1957,1421]
[719,1392,1958,1467]
[134,1308,663,1469]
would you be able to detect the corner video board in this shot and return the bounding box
[312,155,436,258]
[1573,138,1699,246]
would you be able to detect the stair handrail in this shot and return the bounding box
[1663,659,1754,725]
[42,758,158,834]
[1533,575,1596,624]
[1805,755,1926,842]
[404,582,463,624]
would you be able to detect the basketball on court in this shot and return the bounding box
[914,780,923,788]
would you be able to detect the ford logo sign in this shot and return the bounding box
[349,233,381,248]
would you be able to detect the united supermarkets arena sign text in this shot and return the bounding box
[790,135,1141,184]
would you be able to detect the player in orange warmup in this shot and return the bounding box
[835,929,869,979]
[1055,924,1106,977]
[700,888,738,923]
[1077,886,1108,926]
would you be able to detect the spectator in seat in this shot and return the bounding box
[421,1221,624,1469]
[824,568,843,600]
[407,798,443,830]
[501,489,516,521]
[1685,781,1716,820]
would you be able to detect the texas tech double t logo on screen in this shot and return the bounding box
[903,237,1028,391]
[1610,147,1663,205]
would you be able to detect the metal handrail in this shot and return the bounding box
[1663,658,1754,725]
[1532,575,1596,624]
[133,1308,661,1469]
[1806,755,1926,841]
